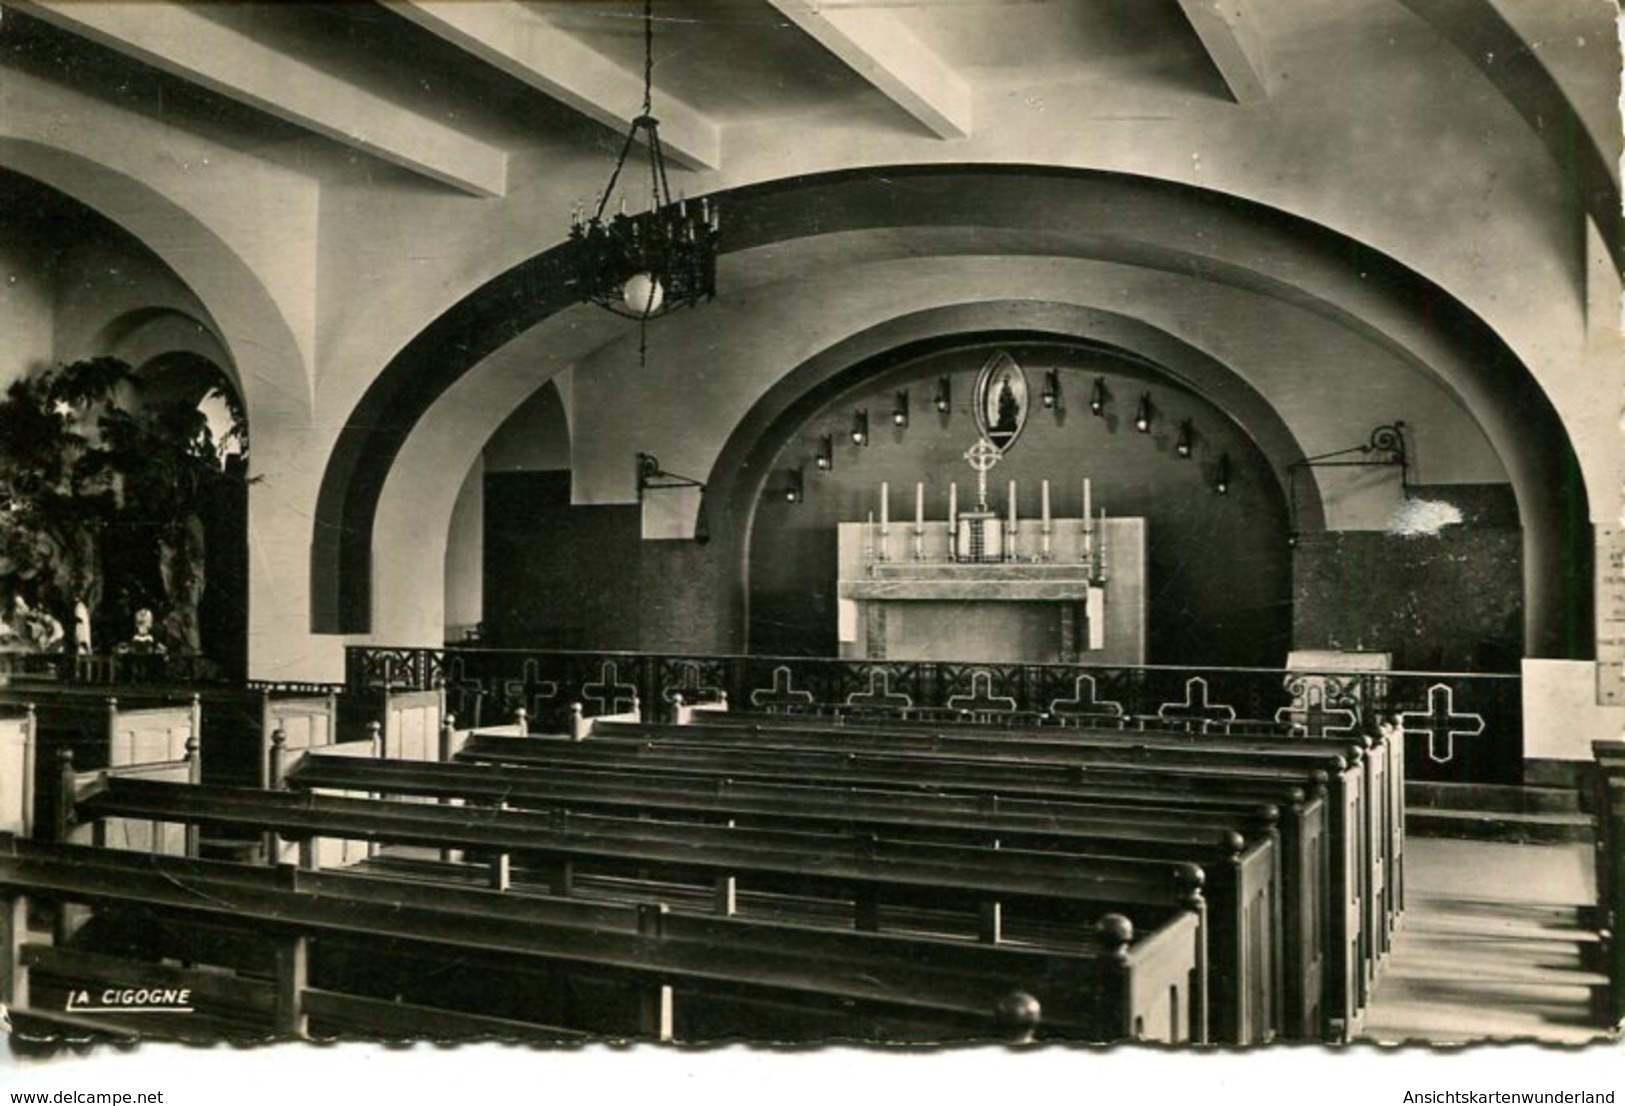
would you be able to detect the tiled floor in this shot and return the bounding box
[1359,838,1615,1046]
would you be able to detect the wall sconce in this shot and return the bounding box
[1041,369,1063,412]
[851,409,868,446]
[934,376,951,414]
[892,390,909,428]
[1214,454,1231,496]
[1090,377,1107,417]
[1285,421,1408,532]
[815,434,833,471]
[1134,393,1153,434]
[785,466,805,504]
[636,452,710,544]
[637,452,703,497]
[1176,419,1194,459]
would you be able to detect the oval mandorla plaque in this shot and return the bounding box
[972,350,1028,453]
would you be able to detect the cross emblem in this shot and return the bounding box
[514,660,560,717]
[1049,675,1125,721]
[963,437,1002,510]
[580,661,638,716]
[1275,684,1359,738]
[1399,683,1485,764]
[751,666,815,709]
[946,670,1018,715]
[661,661,724,705]
[1158,677,1236,734]
[845,668,913,710]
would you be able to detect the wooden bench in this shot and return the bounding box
[6,694,198,844]
[647,707,1400,969]
[600,712,1384,1025]
[0,834,1197,1043]
[0,707,35,838]
[1592,740,1625,1023]
[671,706,1404,972]
[457,727,1355,1039]
[286,748,1278,1042]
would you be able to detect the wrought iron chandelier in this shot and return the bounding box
[568,0,719,320]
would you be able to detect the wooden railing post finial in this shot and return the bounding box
[54,747,76,842]
[269,728,288,790]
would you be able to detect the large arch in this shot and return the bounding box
[317,165,1588,658]
[0,140,316,675]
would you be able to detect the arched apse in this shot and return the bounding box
[317,166,1589,660]
[732,335,1295,666]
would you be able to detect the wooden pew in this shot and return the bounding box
[617,711,1383,1019]
[288,748,1280,1043]
[62,771,1217,1042]
[0,835,1197,1043]
[457,728,1355,1039]
[15,694,198,844]
[337,687,445,758]
[675,706,1403,968]
[0,707,35,838]
[1592,739,1625,1023]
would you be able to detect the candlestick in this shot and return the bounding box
[1097,507,1108,579]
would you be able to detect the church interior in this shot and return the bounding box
[0,0,1622,1051]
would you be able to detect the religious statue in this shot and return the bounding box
[115,608,167,656]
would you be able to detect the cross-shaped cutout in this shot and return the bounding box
[1399,683,1485,764]
[661,662,725,705]
[845,668,913,710]
[1158,677,1236,734]
[1275,684,1359,738]
[581,661,638,716]
[750,666,815,709]
[946,670,1018,714]
[1049,675,1125,721]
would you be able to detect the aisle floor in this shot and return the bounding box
[1359,838,1616,1046]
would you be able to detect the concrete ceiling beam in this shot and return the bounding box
[1175,0,1272,104]
[764,0,971,139]
[16,0,509,197]
[389,0,721,171]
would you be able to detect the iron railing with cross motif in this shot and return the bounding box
[345,646,1525,782]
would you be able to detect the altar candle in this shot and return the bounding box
[1041,479,1051,528]
[1008,480,1017,531]
[880,482,889,531]
[1083,478,1092,525]
[915,482,924,530]
[948,482,958,528]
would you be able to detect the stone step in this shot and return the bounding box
[1406,807,1594,845]
[1408,781,1583,815]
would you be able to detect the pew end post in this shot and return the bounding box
[1096,913,1137,1040]
[994,990,1042,1045]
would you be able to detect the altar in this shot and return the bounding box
[831,352,1148,666]
[835,512,1146,666]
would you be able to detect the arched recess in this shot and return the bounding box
[0,142,306,426]
[318,165,1588,660]
[0,142,312,676]
[725,331,1298,666]
[95,307,233,386]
